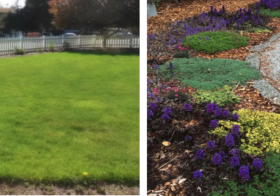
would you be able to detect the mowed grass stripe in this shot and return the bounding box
[0,51,139,183]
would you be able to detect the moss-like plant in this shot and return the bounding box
[210,109,280,155]
[159,58,261,90]
[192,85,241,106]
[183,31,249,54]
[260,8,280,18]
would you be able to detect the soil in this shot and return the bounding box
[0,182,139,195]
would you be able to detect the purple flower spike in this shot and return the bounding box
[195,149,204,160]
[210,120,218,129]
[184,103,192,111]
[231,124,240,136]
[161,114,170,121]
[222,110,229,118]
[164,106,172,115]
[193,170,203,179]
[214,107,222,116]
[230,156,240,167]
[213,153,222,165]
[185,135,192,141]
[169,62,174,70]
[156,97,161,102]
[148,92,155,98]
[149,102,157,112]
[207,140,215,150]
[148,109,154,119]
[206,103,214,113]
[206,36,209,41]
[232,113,239,121]
[154,65,159,69]
[147,78,151,84]
[239,165,249,180]
[225,133,234,147]
[253,158,262,170]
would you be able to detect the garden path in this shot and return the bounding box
[246,31,280,105]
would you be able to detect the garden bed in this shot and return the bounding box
[147,0,280,195]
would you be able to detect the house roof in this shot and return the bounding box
[0,8,14,14]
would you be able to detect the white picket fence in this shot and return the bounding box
[0,35,139,55]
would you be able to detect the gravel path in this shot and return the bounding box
[245,32,280,106]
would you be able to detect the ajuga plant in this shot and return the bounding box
[147,96,272,195]
[158,58,262,90]
[147,4,268,61]
[192,85,241,106]
[183,31,249,54]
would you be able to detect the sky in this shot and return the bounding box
[0,0,25,8]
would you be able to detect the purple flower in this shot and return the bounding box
[195,149,204,160]
[210,120,218,129]
[147,78,151,84]
[156,97,161,102]
[162,114,170,121]
[231,124,240,136]
[225,133,234,147]
[206,36,209,41]
[206,103,214,113]
[214,107,222,116]
[239,165,249,180]
[148,109,154,119]
[154,65,159,69]
[253,158,262,170]
[232,113,239,121]
[199,36,203,39]
[148,92,155,98]
[171,73,174,77]
[230,156,240,167]
[229,148,240,157]
[193,170,203,179]
[213,153,222,165]
[149,102,157,112]
[169,62,174,70]
[222,110,229,118]
[185,135,192,141]
[207,140,215,150]
[164,106,172,115]
[147,87,150,92]
[184,103,192,111]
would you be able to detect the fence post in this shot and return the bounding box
[78,35,81,48]
[129,36,133,48]
[62,35,64,47]
[43,36,46,50]
[20,36,23,49]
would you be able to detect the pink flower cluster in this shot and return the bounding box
[167,43,193,53]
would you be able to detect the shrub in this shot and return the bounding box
[192,85,241,106]
[14,47,25,55]
[210,109,280,155]
[158,58,261,90]
[183,31,249,54]
[62,41,71,50]
[49,43,55,52]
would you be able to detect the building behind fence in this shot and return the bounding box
[0,35,139,55]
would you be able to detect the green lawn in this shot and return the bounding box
[0,51,139,184]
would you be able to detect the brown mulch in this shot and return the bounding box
[148,0,261,34]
